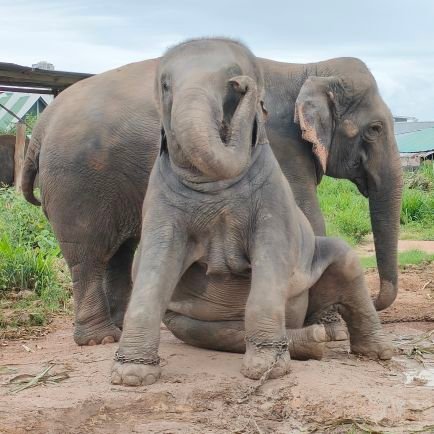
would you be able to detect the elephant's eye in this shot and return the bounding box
[364,121,383,141]
[162,80,170,93]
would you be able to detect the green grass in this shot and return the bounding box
[318,177,371,245]
[360,249,434,269]
[318,162,434,245]
[0,187,70,331]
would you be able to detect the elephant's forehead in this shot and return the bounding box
[161,48,251,77]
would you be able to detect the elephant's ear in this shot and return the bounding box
[159,127,168,155]
[294,76,338,173]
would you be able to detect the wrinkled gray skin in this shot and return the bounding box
[0,135,15,186]
[22,46,402,346]
[111,38,393,386]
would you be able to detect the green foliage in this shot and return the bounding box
[361,250,434,269]
[318,177,371,245]
[318,162,434,244]
[400,164,434,240]
[0,113,38,136]
[0,187,70,329]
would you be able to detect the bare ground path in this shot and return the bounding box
[1,265,434,434]
[357,239,434,256]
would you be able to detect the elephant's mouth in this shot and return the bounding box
[353,174,369,197]
[219,119,230,144]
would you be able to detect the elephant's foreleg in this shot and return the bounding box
[104,238,138,329]
[308,237,393,360]
[164,311,328,360]
[241,225,304,380]
[111,221,194,387]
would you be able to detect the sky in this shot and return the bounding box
[1,0,434,120]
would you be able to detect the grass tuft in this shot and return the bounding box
[361,250,434,269]
[0,187,70,330]
[318,162,434,244]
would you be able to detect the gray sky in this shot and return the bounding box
[2,0,433,120]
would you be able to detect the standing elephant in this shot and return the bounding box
[111,38,392,386]
[0,135,15,186]
[22,46,402,346]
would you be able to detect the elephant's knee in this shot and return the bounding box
[326,238,363,281]
[340,250,363,281]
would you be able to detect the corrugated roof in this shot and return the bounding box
[0,92,52,129]
[0,62,92,91]
[394,121,434,135]
[396,127,434,153]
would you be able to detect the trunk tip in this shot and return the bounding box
[374,279,398,311]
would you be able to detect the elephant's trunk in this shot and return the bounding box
[368,138,403,311]
[171,77,257,180]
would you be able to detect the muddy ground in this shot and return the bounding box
[1,264,433,434]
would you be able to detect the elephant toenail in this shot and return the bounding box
[380,350,393,360]
[313,325,327,342]
[102,336,115,344]
[87,339,97,346]
[335,330,348,341]
[111,373,121,384]
[124,375,141,386]
[143,374,157,385]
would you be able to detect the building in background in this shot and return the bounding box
[31,61,55,71]
[0,61,55,132]
[0,92,52,131]
[394,118,434,169]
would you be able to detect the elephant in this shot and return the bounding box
[21,41,402,347]
[0,135,15,186]
[111,38,393,386]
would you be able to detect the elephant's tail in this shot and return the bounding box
[22,132,41,206]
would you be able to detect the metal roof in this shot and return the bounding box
[0,62,92,94]
[396,127,434,153]
[0,92,52,129]
[394,121,434,135]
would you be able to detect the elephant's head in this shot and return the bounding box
[155,38,268,183]
[294,58,403,311]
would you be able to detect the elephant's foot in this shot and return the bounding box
[287,324,327,360]
[73,321,121,346]
[350,331,394,360]
[111,361,161,386]
[241,342,291,380]
[324,322,348,341]
[290,341,325,360]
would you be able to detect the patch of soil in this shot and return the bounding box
[1,267,433,433]
[357,239,434,256]
[370,263,434,323]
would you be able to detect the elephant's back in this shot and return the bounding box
[38,59,160,189]
[41,59,160,156]
[37,59,160,224]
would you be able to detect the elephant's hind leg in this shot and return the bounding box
[104,238,138,329]
[66,252,121,346]
[163,311,328,360]
[308,237,393,360]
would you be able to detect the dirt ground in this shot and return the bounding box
[1,265,433,434]
[357,239,434,256]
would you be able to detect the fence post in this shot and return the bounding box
[14,121,26,192]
